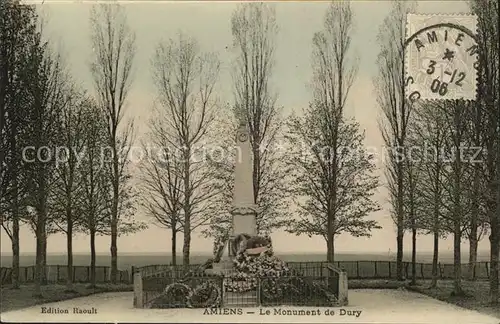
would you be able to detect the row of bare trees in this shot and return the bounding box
[140,2,383,267]
[1,1,143,296]
[375,0,499,304]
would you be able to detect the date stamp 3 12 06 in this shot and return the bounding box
[405,14,478,101]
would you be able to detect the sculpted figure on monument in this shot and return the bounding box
[231,233,272,256]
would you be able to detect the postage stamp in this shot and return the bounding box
[405,14,478,101]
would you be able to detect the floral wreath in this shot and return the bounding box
[187,281,222,308]
[163,282,193,307]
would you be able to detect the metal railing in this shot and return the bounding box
[134,260,493,280]
[136,262,345,308]
[0,265,130,286]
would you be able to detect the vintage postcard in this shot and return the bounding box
[1,0,498,323]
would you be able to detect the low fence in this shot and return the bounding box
[0,265,131,286]
[135,261,492,281]
[134,262,348,308]
[134,264,200,279]
[329,261,492,280]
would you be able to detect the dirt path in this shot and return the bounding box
[1,289,498,323]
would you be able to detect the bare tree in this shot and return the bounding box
[89,3,136,284]
[286,115,381,259]
[0,0,39,289]
[150,32,220,266]
[22,29,68,297]
[78,98,113,288]
[469,0,499,305]
[464,99,489,281]
[292,1,359,262]
[51,87,87,292]
[410,101,449,288]
[230,2,288,236]
[140,111,184,266]
[441,100,476,295]
[374,1,416,281]
[402,127,425,286]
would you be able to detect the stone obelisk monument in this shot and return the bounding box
[210,121,258,274]
[230,120,258,242]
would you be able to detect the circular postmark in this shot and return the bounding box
[405,14,478,101]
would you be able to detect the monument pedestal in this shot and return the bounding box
[231,206,258,237]
[206,240,235,276]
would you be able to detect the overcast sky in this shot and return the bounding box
[2,0,489,255]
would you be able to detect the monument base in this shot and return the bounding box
[206,239,235,276]
[206,258,233,276]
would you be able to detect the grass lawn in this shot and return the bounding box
[348,279,408,289]
[0,283,133,313]
[348,279,499,319]
[406,280,500,319]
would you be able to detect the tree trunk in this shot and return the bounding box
[327,211,335,263]
[490,216,499,304]
[34,229,43,297]
[489,167,499,304]
[453,220,464,295]
[326,234,335,263]
[468,99,482,282]
[90,228,96,288]
[183,151,191,269]
[252,136,260,210]
[431,155,442,289]
[110,223,117,284]
[490,121,500,305]
[171,226,177,266]
[409,179,417,286]
[11,178,20,289]
[182,222,191,268]
[396,162,404,281]
[110,149,119,285]
[110,179,119,284]
[41,233,47,285]
[327,128,338,264]
[468,232,478,281]
[452,134,464,296]
[431,230,439,288]
[11,214,20,289]
[327,178,337,263]
[66,214,74,291]
[33,202,47,297]
[411,226,417,285]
